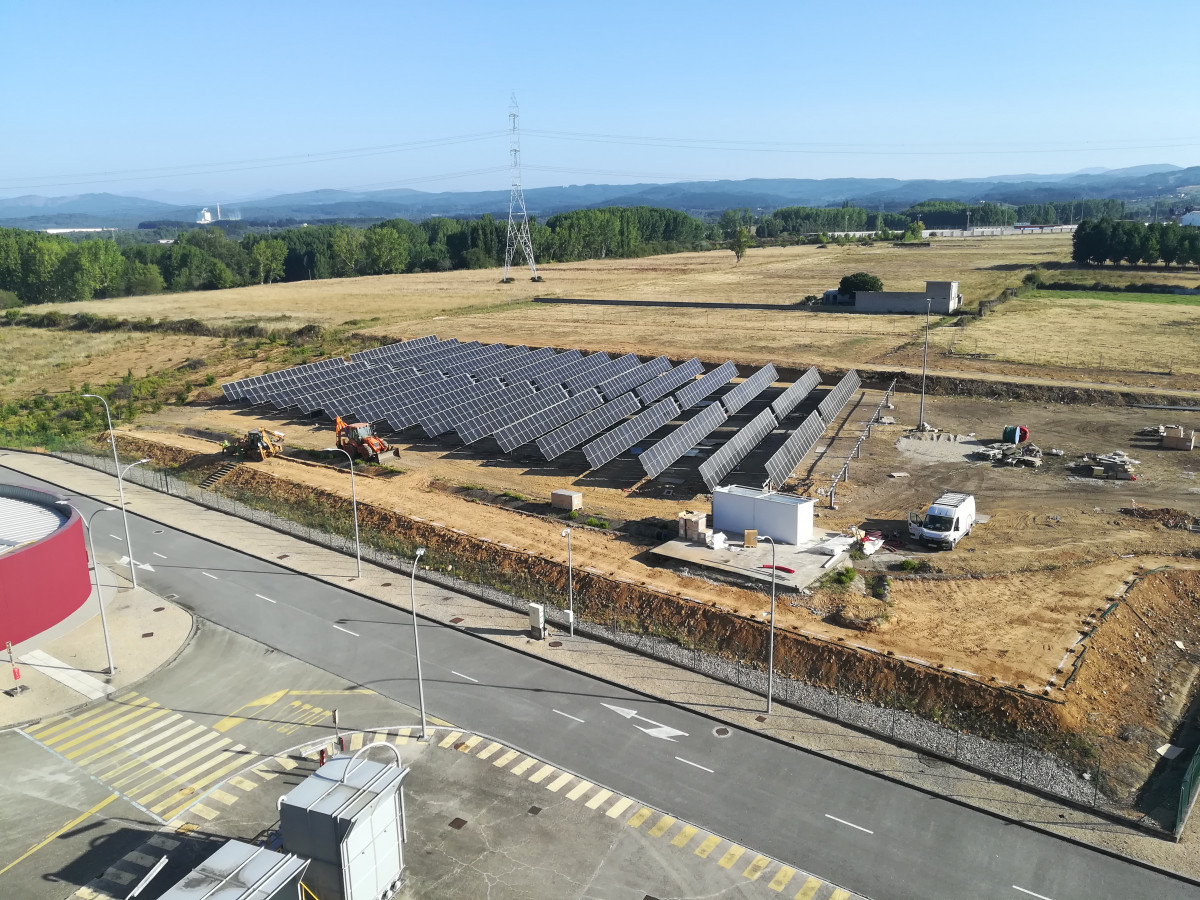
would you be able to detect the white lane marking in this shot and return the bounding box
[451,671,479,683]
[674,756,714,774]
[202,572,218,579]
[255,594,277,604]
[1013,888,1055,900]
[824,813,874,835]
[553,709,585,724]
[153,552,167,559]
[109,534,123,540]
[333,625,359,637]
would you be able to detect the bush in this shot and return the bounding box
[584,516,609,529]
[0,289,20,309]
[839,272,883,294]
[897,558,920,571]
[567,510,579,520]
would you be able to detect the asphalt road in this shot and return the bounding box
[5,466,1198,900]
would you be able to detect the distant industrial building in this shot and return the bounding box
[820,280,962,315]
[1182,211,1200,227]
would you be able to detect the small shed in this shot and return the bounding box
[712,486,814,545]
[157,840,308,900]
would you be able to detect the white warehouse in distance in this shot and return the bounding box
[712,485,815,546]
[821,280,962,315]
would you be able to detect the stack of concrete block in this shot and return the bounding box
[1163,427,1196,451]
[552,489,583,510]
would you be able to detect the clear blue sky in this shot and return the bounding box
[2,0,1198,202]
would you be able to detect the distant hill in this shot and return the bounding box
[1,164,1196,228]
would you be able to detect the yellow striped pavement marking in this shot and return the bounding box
[126,736,231,799]
[457,735,482,753]
[605,797,634,819]
[694,835,721,858]
[671,825,698,847]
[648,815,676,838]
[476,741,502,760]
[143,744,243,807]
[546,772,574,793]
[77,887,119,900]
[392,733,409,746]
[565,781,594,800]
[156,753,259,819]
[0,793,117,877]
[53,703,161,754]
[373,730,391,745]
[348,732,364,751]
[743,855,771,881]
[30,694,141,741]
[99,721,196,782]
[69,707,171,763]
[229,776,257,792]
[492,750,519,768]
[210,789,238,806]
[212,689,288,733]
[175,823,199,834]
[275,756,298,770]
[147,835,179,851]
[111,729,214,788]
[102,868,136,886]
[437,731,463,749]
[528,764,556,784]
[189,804,219,821]
[510,757,537,776]
[77,713,182,768]
[253,766,277,780]
[718,845,746,869]
[829,890,850,900]
[794,877,822,900]
[124,851,159,868]
[584,789,613,810]
[769,866,796,891]
[627,807,654,828]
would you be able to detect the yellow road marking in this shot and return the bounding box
[769,866,796,891]
[566,781,594,800]
[372,730,391,745]
[546,773,574,793]
[718,845,746,869]
[189,804,219,821]
[829,890,850,900]
[30,695,142,741]
[585,789,613,809]
[155,752,260,818]
[275,756,298,770]
[528,764,555,784]
[212,689,288,733]
[229,776,257,792]
[210,789,239,805]
[69,707,171,762]
[627,807,654,828]
[129,737,232,800]
[671,825,698,847]
[253,766,277,780]
[794,877,822,900]
[492,750,519,768]
[113,729,215,789]
[124,851,159,868]
[743,855,771,880]
[147,835,179,851]
[510,757,537,776]
[53,703,161,754]
[175,823,199,834]
[102,868,136,886]
[605,797,634,819]
[458,735,482,753]
[648,815,676,838]
[0,793,118,876]
[348,732,364,751]
[76,887,119,900]
[100,720,195,782]
[77,712,180,767]
[438,731,463,748]
[392,734,409,746]
[476,741,502,760]
[694,835,720,858]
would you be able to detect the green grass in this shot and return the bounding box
[1027,289,1200,307]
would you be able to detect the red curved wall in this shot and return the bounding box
[0,516,92,648]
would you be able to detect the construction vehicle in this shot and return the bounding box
[334,416,396,463]
[221,429,285,462]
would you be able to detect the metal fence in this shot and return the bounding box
[48,448,1181,838]
[1178,747,1200,837]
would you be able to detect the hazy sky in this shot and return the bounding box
[2,0,1198,202]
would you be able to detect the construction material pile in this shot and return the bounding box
[1070,450,1139,480]
[1119,506,1199,530]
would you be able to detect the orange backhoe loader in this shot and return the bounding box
[334,416,396,463]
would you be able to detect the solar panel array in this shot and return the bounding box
[817,369,862,423]
[584,398,680,470]
[596,356,671,400]
[764,410,827,487]
[720,364,777,416]
[639,402,729,479]
[494,388,604,452]
[770,366,821,419]
[674,360,738,410]
[457,386,568,445]
[636,358,703,404]
[698,406,779,490]
[536,392,642,461]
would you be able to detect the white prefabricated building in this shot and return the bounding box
[711,485,814,545]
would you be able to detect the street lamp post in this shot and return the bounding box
[58,501,118,675]
[761,534,777,714]
[324,447,361,578]
[410,547,428,740]
[117,458,150,590]
[918,299,931,432]
[84,393,142,589]
[560,527,574,636]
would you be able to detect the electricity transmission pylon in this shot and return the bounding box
[503,93,540,282]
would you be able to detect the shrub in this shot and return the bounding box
[567,510,579,520]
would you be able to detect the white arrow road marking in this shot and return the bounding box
[255,594,277,604]
[675,756,714,773]
[553,709,585,724]
[1013,888,1055,900]
[825,814,873,835]
[117,556,155,572]
[332,625,359,637]
[451,671,479,683]
[601,703,689,741]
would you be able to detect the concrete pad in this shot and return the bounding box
[651,532,843,589]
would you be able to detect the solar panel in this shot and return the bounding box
[418,377,518,437]
[636,358,703,404]
[698,407,779,490]
[535,392,642,461]
[562,353,639,395]
[440,342,510,375]
[426,381,537,437]
[469,345,541,380]
[456,386,569,444]
[674,360,738,410]
[494,389,604,452]
[639,402,728,479]
[764,410,827,487]
[535,352,611,390]
[817,369,861,423]
[720,364,778,416]
[583,397,680,470]
[770,366,821,419]
[381,373,472,429]
[595,355,671,400]
[506,349,581,386]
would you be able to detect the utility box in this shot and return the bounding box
[529,603,546,640]
[279,755,409,900]
[551,489,583,511]
[712,485,814,545]
[158,840,309,900]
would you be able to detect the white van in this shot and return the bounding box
[908,492,976,550]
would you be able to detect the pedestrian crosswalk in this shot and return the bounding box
[21,691,260,824]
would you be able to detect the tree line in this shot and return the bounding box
[0,206,711,305]
[1071,219,1200,268]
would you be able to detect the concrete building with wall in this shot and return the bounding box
[821,280,962,315]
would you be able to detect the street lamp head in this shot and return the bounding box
[561,528,570,538]
[415,547,426,559]
[138,457,150,464]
